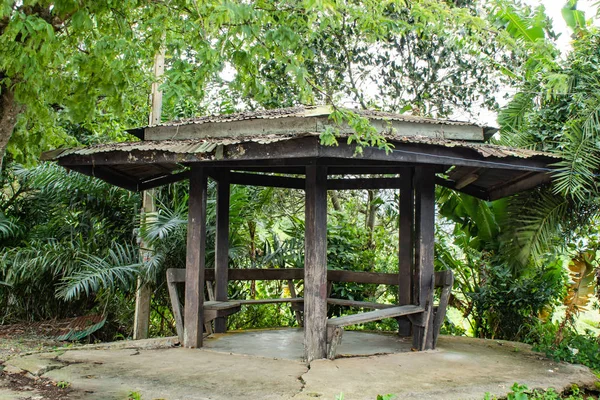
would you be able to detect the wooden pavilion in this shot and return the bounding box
[44,106,557,363]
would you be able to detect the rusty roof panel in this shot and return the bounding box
[134,105,490,131]
[46,133,556,162]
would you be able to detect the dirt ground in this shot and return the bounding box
[0,332,598,400]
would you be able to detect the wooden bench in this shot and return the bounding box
[166,268,453,351]
[326,305,425,359]
[325,269,454,359]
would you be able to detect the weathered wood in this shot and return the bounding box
[412,166,436,351]
[327,305,424,328]
[142,110,484,141]
[214,171,230,333]
[327,326,343,360]
[139,171,191,191]
[204,300,241,310]
[236,298,304,305]
[68,165,138,191]
[304,165,328,362]
[167,279,184,343]
[288,280,304,326]
[326,298,396,309]
[58,136,552,174]
[204,301,241,323]
[183,165,208,348]
[398,167,414,337]
[433,270,454,347]
[229,172,305,189]
[327,177,403,190]
[435,176,490,201]
[166,267,451,287]
[134,188,156,340]
[488,171,552,201]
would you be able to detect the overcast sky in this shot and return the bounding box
[523,0,597,53]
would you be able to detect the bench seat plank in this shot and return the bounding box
[327,305,424,328]
[234,298,304,305]
[326,298,395,310]
[204,301,241,310]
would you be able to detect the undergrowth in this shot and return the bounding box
[484,383,597,400]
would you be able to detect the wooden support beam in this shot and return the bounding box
[133,189,155,340]
[229,172,304,189]
[68,166,138,191]
[183,165,208,348]
[167,268,451,287]
[412,166,436,351]
[435,176,490,200]
[214,170,230,333]
[304,165,328,362]
[139,170,191,191]
[326,177,403,190]
[455,172,479,189]
[398,167,414,337]
[488,171,552,201]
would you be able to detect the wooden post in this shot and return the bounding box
[133,47,165,339]
[214,170,230,333]
[304,165,328,362]
[412,166,436,351]
[184,165,208,348]
[398,167,414,337]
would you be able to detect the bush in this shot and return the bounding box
[526,321,600,372]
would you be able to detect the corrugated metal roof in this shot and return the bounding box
[134,105,490,130]
[46,133,556,161]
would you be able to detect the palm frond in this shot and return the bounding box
[497,92,536,145]
[501,189,569,268]
[552,124,600,200]
[56,243,141,300]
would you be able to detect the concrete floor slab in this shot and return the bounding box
[203,328,412,360]
[1,330,597,400]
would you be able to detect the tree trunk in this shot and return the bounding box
[0,86,21,171]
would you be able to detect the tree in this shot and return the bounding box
[2,0,528,168]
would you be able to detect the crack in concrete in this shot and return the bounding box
[292,364,311,398]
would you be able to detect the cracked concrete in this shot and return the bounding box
[1,331,598,400]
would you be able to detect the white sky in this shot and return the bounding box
[471,0,598,126]
[524,0,598,53]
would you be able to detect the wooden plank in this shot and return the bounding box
[432,270,454,347]
[327,177,403,190]
[304,165,328,362]
[183,165,208,348]
[68,165,138,191]
[327,305,424,328]
[326,298,395,309]
[412,166,436,351]
[398,167,414,337]
[288,280,304,326]
[139,170,191,191]
[204,305,241,322]
[214,170,230,333]
[235,298,304,305]
[327,326,343,360]
[229,172,305,189]
[488,171,552,201]
[166,268,450,287]
[435,176,490,201]
[204,300,241,310]
[166,279,184,343]
[134,188,156,340]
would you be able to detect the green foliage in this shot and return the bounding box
[527,322,600,372]
[484,382,595,400]
[0,163,139,323]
